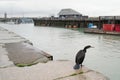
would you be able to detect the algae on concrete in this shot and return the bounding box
[54,71,84,80]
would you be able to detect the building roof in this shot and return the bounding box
[58,8,82,16]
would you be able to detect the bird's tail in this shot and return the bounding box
[73,64,80,70]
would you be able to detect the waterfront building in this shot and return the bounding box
[58,8,88,19]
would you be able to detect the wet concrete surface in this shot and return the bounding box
[5,42,49,65]
[0,61,109,80]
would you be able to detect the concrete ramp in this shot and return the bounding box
[5,42,52,65]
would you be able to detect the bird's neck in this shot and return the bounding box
[83,48,87,52]
[83,49,86,52]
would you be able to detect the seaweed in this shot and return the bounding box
[15,62,38,67]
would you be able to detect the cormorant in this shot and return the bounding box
[73,45,94,70]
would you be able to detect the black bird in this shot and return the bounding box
[73,45,93,70]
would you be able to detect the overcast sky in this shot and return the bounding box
[0,0,120,17]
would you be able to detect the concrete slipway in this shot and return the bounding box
[0,26,109,80]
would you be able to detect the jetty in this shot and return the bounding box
[33,16,120,35]
[33,16,120,28]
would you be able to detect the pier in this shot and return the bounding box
[33,17,100,28]
[33,16,120,29]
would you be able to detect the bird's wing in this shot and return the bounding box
[75,50,85,64]
[76,50,85,58]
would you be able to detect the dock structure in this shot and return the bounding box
[84,28,120,35]
[33,16,120,29]
[33,17,99,28]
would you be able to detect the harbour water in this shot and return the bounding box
[0,23,120,80]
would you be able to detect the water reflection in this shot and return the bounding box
[1,23,120,80]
